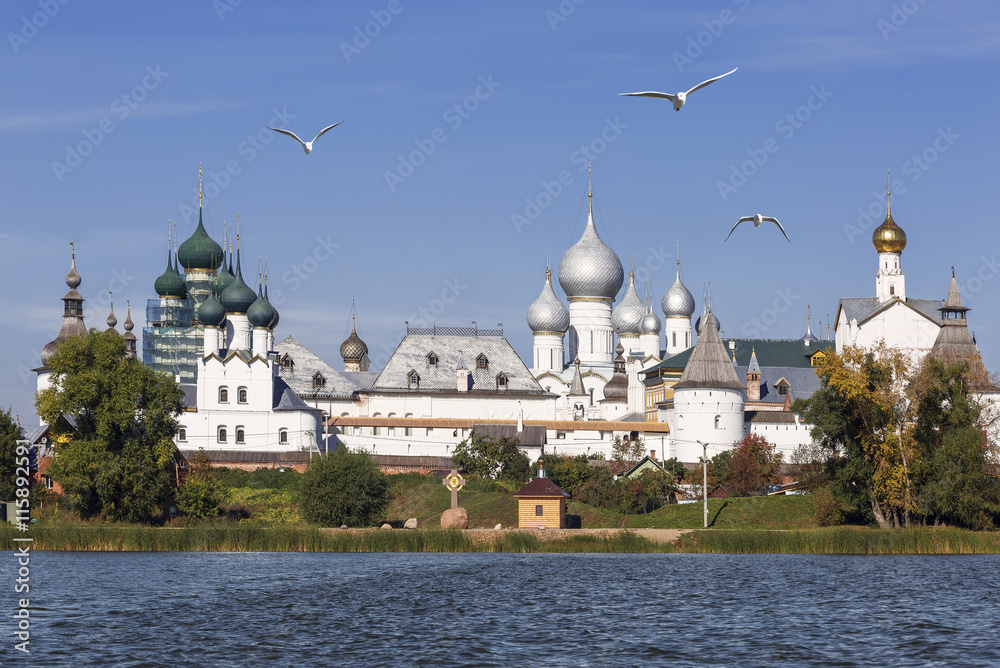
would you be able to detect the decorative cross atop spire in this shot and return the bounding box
[199,163,203,209]
[886,168,892,216]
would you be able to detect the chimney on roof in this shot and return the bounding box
[456,367,470,392]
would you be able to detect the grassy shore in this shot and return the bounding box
[5,524,999,554]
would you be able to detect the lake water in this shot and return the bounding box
[8,551,1000,666]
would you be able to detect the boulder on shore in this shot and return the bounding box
[404,518,418,529]
[380,523,392,530]
[440,507,469,529]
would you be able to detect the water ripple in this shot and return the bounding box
[10,551,1000,666]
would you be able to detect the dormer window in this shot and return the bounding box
[776,379,790,396]
[280,354,293,369]
[408,369,420,388]
[427,352,438,367]
[476,353,488,370]
[312,372,325,388]
[496,372,508,390]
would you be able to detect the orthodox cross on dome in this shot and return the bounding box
[443,469,466,510]
[199,162,203,209]
[886,168,891,215]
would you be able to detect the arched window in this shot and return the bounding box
[588,388,594,406]
[278,429,288,444]
[178,427,187,442]
[672,332,676,347]
[236,427,246,444]
[715,415,722,429]
[219,387,229,403]
[217,426,227,443]
[238,387,248,404]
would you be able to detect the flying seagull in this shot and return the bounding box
[726,214,790,242]
[619,67,738,111]
[268,122,343,154]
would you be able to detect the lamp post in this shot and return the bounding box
[696,440,708,528]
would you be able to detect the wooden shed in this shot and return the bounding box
[514,477,570,529]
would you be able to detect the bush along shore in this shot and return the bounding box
[5,524,1000,554]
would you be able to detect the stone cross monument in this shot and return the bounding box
[443,468,466,509]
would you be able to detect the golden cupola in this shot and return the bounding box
[872,178,906,253]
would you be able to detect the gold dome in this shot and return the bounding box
[872,211,906,253]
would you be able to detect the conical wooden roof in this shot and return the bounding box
[673,310,745,391]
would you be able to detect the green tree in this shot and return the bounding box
[722,433,783,497]
[543,454,595,496]
[610,435,645,474]
[796,346,996,530]
[794,346,911,529]
[36,330,183,522]
[910,357,997,528]
[451,433,531,483]
[299,448,390,526]
[0,407,26,502]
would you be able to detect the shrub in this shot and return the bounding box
[177,473,223,519]
[812,487,844,526]
[299,449,390,527]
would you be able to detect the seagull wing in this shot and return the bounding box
[310,121,343,143]
[619,91,679,103]
[685,67,738,96]
[762,216,790,242]
[725,217,753,242]
[269,127,307,148]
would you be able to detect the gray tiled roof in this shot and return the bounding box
[272,376,320,412]
[274,336,367,399]
[839,297,942,325]
[736,365,823,403]
[473,424,547,447]
[372,331,546,394]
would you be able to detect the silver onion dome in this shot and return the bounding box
[611,272,645,335]
[527,268,570,333]
[557,205,624,300]
[662,273,696,318]
[640,308,662,334]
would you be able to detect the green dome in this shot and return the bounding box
[198,289,226,327]
[154,255,187,298]
[178,210,223,271]
[216,254,235,294]
[248,286,276,328]
[220,250,257,314]
[265,283,279,329]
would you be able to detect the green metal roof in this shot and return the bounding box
[646,338,835,375]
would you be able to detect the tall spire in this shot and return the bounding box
[106,291,118,332]
[801,303,818,341]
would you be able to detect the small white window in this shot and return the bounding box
[236,427,246,444]
[219,387,229,403]
[238,387,247,404]
[278,429,288,444]
[218,426,227,443]
[178,427,187,442]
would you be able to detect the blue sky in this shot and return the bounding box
[3,1,999,424]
